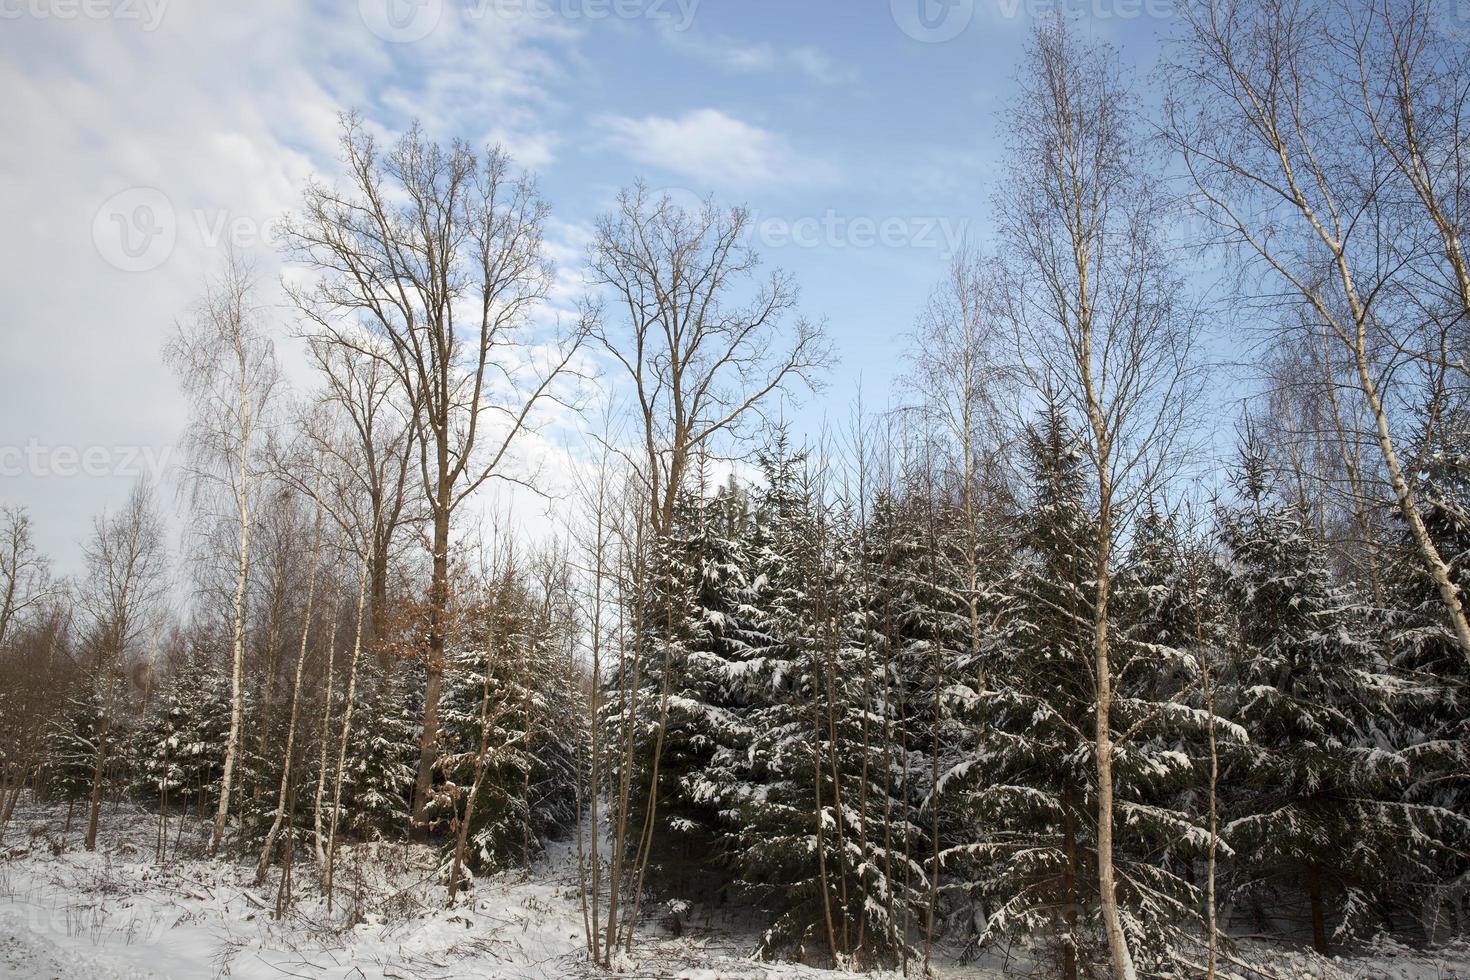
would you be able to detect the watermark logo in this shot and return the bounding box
[895,0,1174,41]
[649,187,969,253]
[91,186,286,272]
[359,0,443,42]
[0,441,174,480]
[358,0,700,40]
[754,211,969,252]
[891,0,974,43]
[0,0,169,30]
[92,187,175,273]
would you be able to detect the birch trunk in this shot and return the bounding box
[212,352,253,854]
[324,539,371,910]
[256,508,324,883]
[313,581,342,864]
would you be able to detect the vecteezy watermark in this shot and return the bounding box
[0,441,174,480]
[358,0,443,43]
[892,0,1172,42]
[358,0,700,42]
[475,0,700,30]
[92,186,285,272]
[754,211,969,252]
[648,187,970,254]
[890,0,975,43]
[0,0,168,29]
[92,187,176,273]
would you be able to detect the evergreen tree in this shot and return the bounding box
[723,444,922,967]
[599,471,763,901]
[432,577,584,874]
[339,663,418,840]
[941,412,1212,977]
[1219,445,1468,953]
[129,649,232,818]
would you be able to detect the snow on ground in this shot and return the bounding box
[1,800,1467,979]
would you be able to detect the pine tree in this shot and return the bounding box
[432,577,584,875]
[339,663,418,840]
[1219,445,1469,953]
[723,444,922,967]
[599,471,763,902]
[49,686,108,807]
[940,412,1212,977]
[1391,409,1470,826]
[129,649,232,819]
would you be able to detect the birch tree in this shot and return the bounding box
[166,256,278,853]
[254,500,324,883]
[1165,0,1470,663]
[1000,19,1201,978]
[0,505,52,649]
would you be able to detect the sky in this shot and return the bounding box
[0,0,1187,580]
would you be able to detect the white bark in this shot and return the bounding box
[255,505,324,883]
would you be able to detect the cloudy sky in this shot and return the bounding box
[0,0,1180,578]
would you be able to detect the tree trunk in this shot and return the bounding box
[1061,783,1080,980]
[83,721,109,852]
[1093,491,1137,980]
[1307,865,1328,955]
[313,584,342,864]
[411,504,450,833]
[256,510,323,883]
[324,544,371,911]
[212,436,252,854]
[1352,343,1470,662]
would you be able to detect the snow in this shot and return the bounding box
[3,800,1469,979]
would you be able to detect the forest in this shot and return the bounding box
[5,2,1470,978]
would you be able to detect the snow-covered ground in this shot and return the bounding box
[1,801,1466,979]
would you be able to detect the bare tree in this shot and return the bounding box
[281,114,589,832]
[324,528,373,910]
[285,330,422,648]
[1001,19,1202,978]
[76,479,167,851]
[565,416,628,964]
[587,183,830,537]
[255,499,324,883]
[167,256,279,854]
[0,505,52,649]
[907,247,1011,685]
[903,251,1012,971]
[1165,0,1470,662]
[1342,0,1470,346]
[584,187,828,957]
[0,597,70,829]
[312,575,345,864]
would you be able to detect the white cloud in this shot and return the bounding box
[0,1,583,576]
[656,24,856,85]
[595,108,836,188]
[787,45,857,86]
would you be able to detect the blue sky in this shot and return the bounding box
[0,0,1189,576]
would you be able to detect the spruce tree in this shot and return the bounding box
[432,578,584,874]
[1219,445,1468,953]
[723,444,921,967]
[129,649,231,819]
[941,412,1211,977]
